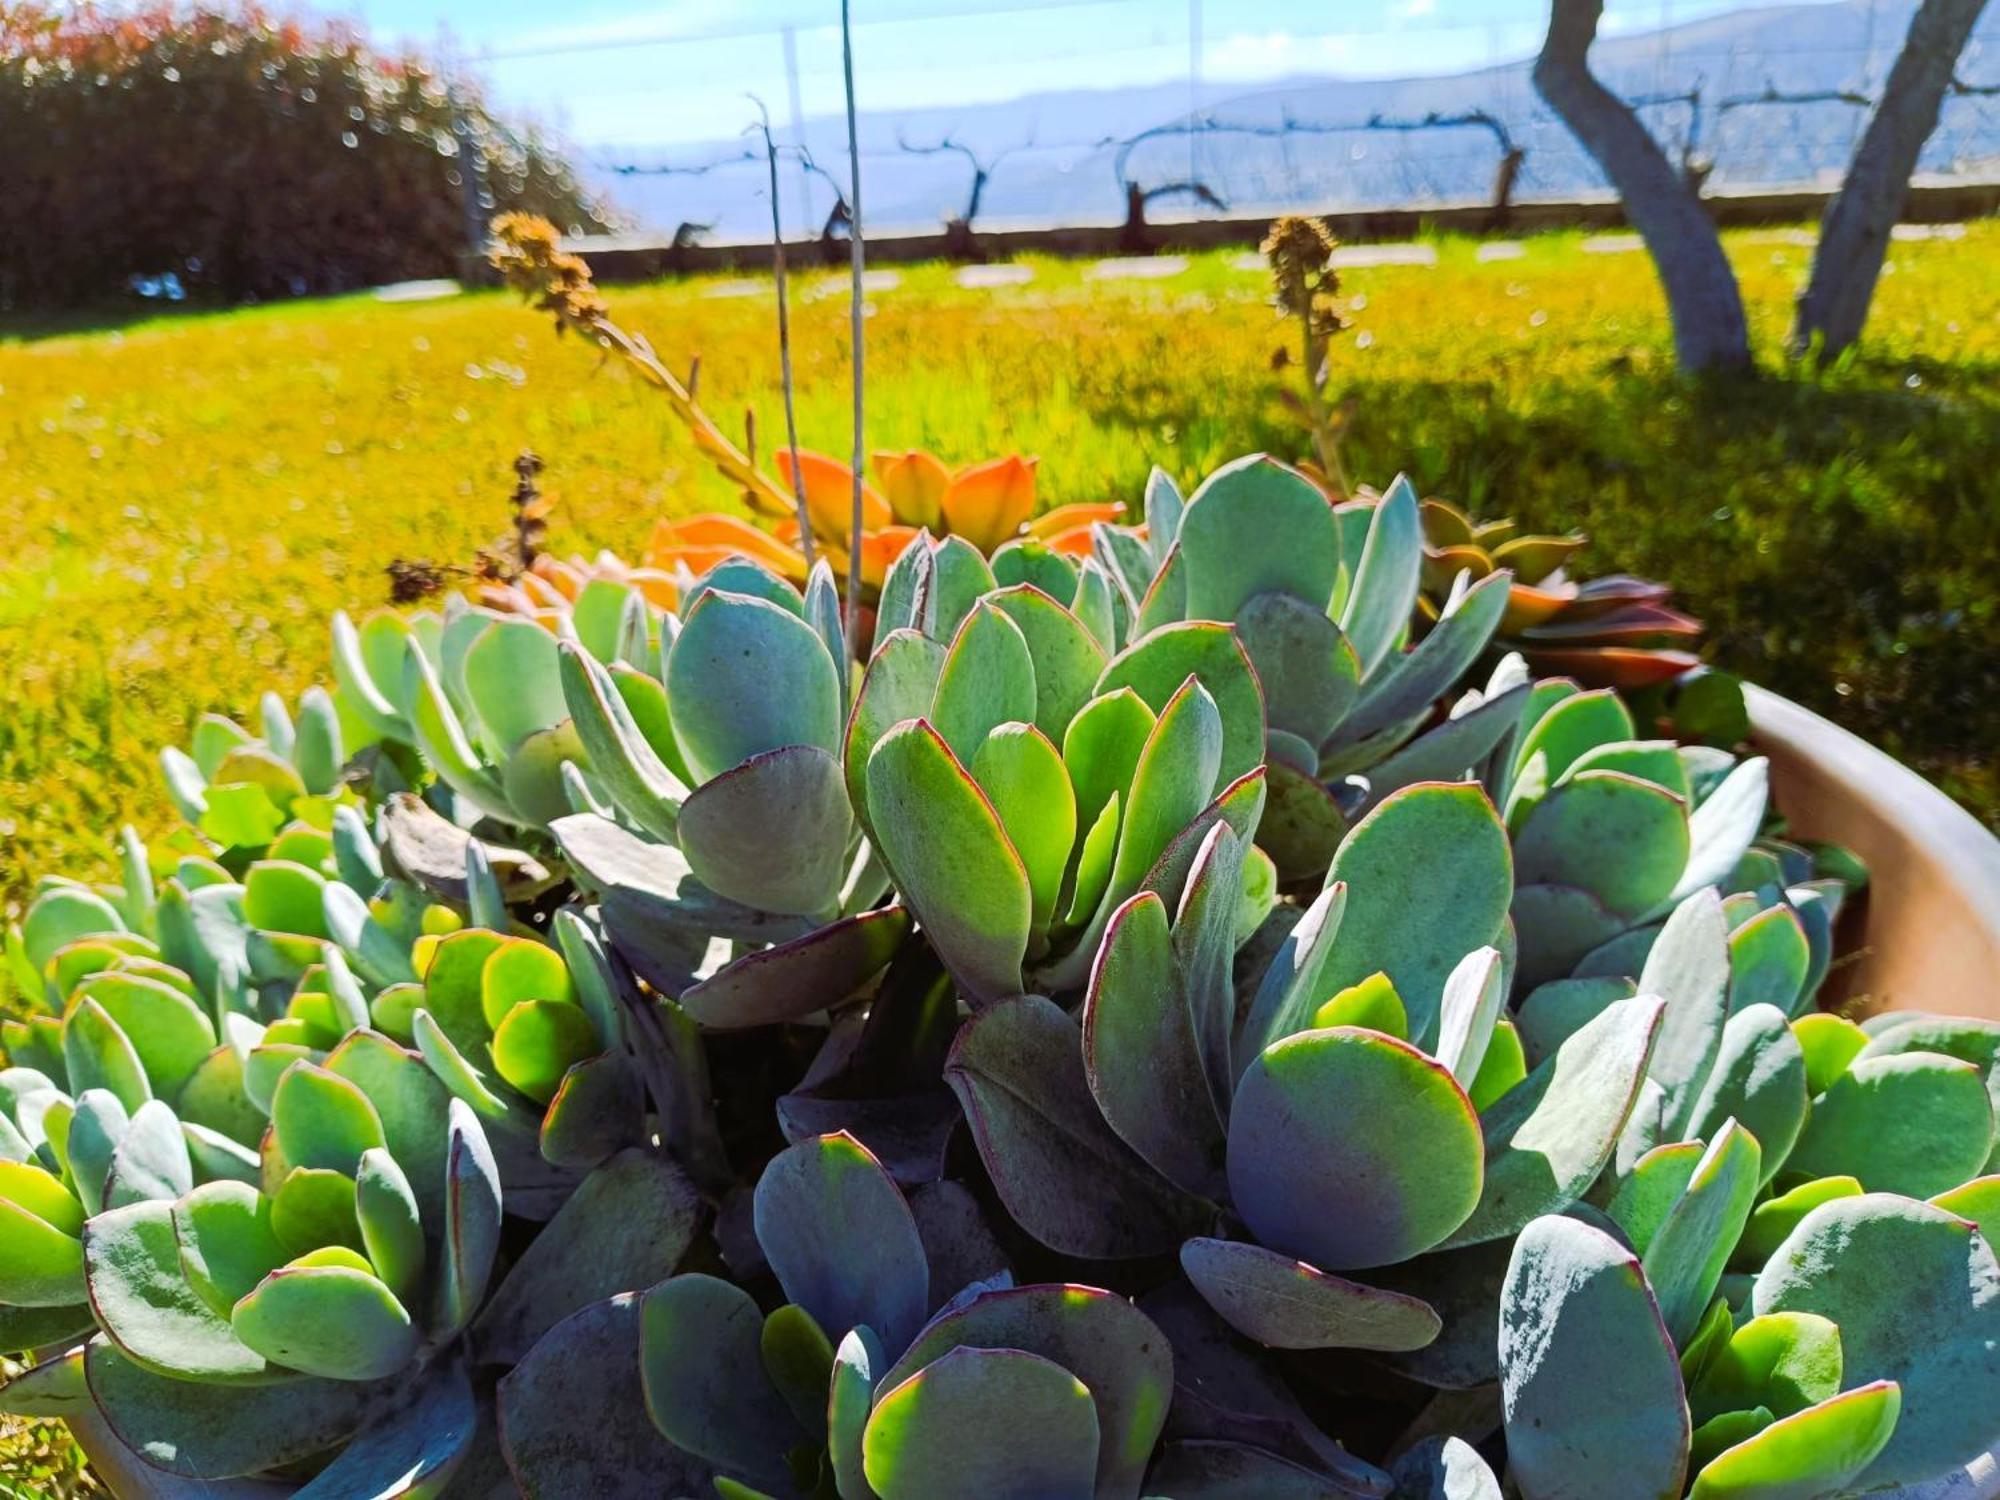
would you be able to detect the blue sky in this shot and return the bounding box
[348,0,1782,147]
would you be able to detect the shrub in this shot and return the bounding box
[0,3,610,309]
[1,455,1995,1497]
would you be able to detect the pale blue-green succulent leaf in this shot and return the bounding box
[1754,1193,2000,1490]
[1500,1214,1690,1500]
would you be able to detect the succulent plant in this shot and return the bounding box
[156,689,355,856]
[4,447,1997,1500]
[1418,494,1709,691]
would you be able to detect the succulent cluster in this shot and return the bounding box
[3,451,1995,1499]
[1416,495,1709,692]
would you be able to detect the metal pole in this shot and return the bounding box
[782,25,812,237]
[1187,0,1202,195]
[840,0,866,648]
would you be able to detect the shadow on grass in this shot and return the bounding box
[1081,360,2000,825]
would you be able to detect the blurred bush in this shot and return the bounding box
[0,3,612,308]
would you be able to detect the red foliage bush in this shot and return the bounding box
[0,3,612,308]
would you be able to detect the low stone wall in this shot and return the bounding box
[549,177,2000,284]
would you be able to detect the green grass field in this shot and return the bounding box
[3,225,1997,925]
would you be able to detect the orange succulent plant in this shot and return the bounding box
[645,448,1124,594]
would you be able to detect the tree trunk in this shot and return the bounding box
[1792,0,1990,359]
[1533,0,1752,372]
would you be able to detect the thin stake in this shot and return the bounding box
[840,0,866,649]
[749,97,814,567]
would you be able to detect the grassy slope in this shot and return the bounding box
[2,226,1996,924]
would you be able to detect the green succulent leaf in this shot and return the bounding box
[1685,1005,1808,1186]
[1232,591,1361,746]
[1754,1193,2000,1489]
[172,1179,287,1318]
[501,1291,721,1498]
[1687,1311,1843,1427]
[666,588,843,784]
[1337,474,1423,680]
[285,1354,477,1499]
[1514,771,1691,920]
[63,995,153,1114]
[1500,1214,1690,1500]
[231,1256,417,1382]
[83,1197,272,1379]
[436,1098,502,1337]
[1639,889,1735,1143]
[1735,1176,1865,1272]
[85,1338,391,1480]
[680,907,911,1030]
[986,584,1108,744]
[845,629,949,827]
[1934,1175,2000,1255]
[866,719,1031,1005]
[1726,906,1810,1018]
[876,1281,1172,1500]
[1180,1235,1440,1351]
[0,1169,86,1307]
[1177,454,1341,621]
[1432,946,1505,1092]
[1062,688,1156,839]
[677,744,853,918]
[1094,621,1265,789]
[640,1274,800,1490]
[1671,757,1771,906]
[947,994,1210,1259]
[1444,995,1665,1249]
[864,1345,1101,1500]
[1386,1435,1502,1499]
[1082,892,1228,1201]
[273,1061,387,1175]
[1608,1141,1705,1257]
[971,722,1078,943]
[930,599,1037,766]
[829,1324,886,1500]
[68,971,216,1102]
[1791,1013,1869,1096]
[754,1132,930,1358]
[1642,1119,1764,1345]
[322,1030,453,1228]
[1339,571,1510,748]
[1230,1026,1483,1270]
[1687,1381,1902,1500]
[1787,1051,1994,1197]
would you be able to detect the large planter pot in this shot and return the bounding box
[1746,685,2000,1020]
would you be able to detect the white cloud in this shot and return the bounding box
[1394,0,1438,18]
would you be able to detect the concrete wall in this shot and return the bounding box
[555,177,2000,284]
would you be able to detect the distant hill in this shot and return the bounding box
[583,0,2000,240]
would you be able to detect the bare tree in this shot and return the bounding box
[792,146,856,263]
[1117,179,1228,252]
[1534,0,1751,371]
[897,132,1027,258]
[1358,109,1525,227]
[1792,0,1992,359]
[1111,127,1228,251]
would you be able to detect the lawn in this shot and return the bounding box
[3,224,1997,928]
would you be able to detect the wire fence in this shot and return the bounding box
[454,0,2000,242]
